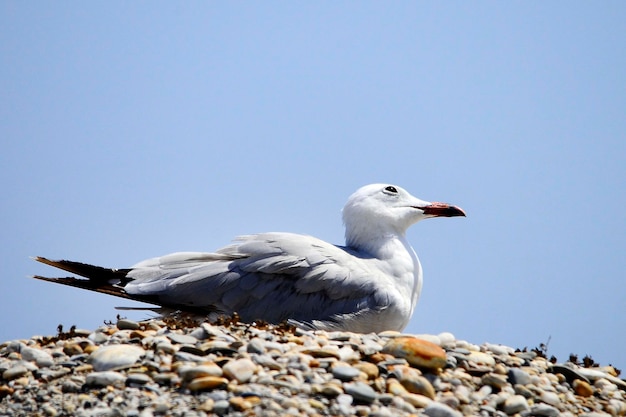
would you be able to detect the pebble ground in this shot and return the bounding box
[1,316,624,417]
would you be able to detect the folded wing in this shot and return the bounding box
[123,233,391,328]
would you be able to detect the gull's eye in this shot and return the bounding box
[384,186,398,194]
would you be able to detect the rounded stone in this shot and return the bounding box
[344,381,377,404]
[2,365,29,381]
[246,338,266,354]
[467,351,496,367]
[222,358,256,383]
[503,394,530,414]
[424,402,463,417]
[393,366,436,399]
[528,403,559,417]
[354,361,379,379]
[482,373,508,390]
[321,383,344,396]
[85,371,126,387]
[166,332,198,345]
[213,399,230,414]
[89,344,145,371]
[21,346,54,368]
[187,376,228,391]
[332,365,361,381]
[126,373,152,385]
[116,318,140,330]
[438,332,456,346]
[539,391,560,407]
[508,367,531,385]
[382,337,447,370]
[229,396,252,411]
[573,379,594,397]
[178,364,223,381]
[402,392,433,408]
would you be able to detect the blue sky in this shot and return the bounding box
[2,3,625,371]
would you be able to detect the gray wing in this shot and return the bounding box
[125,233,393,329]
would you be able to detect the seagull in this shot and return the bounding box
[33,184,465,333]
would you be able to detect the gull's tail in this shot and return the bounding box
[31,257,207,314]
[32,257,139,301]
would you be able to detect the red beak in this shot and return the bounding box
[419,202,466,217]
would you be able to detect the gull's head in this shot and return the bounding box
[342,184,465,249]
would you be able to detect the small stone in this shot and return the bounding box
[61,380,82,393]
[438,332,456,346]
[88,331,109,344]
[539,391,560,406]
[116,318,140,330]
[354,361,379,379]
[246,338,266,354]
[514,384,534,398]
[382,337,447,370]
[424,402,463,417]
[167,332,198,345]
[63,343,83,355]
[302,347,341,359]
[387,379,408,395]
[321,382,344,396]
[508,368,531,385]
[393,366,436,399]
[482,373,508,390]
[178,364,223,381]
[527,403,560,417]
[85,371,126,387]
[126,373,152,385]
[187,376,228,391]
[573,379,594,397]
[484,343,513,355]
[332,365,361,381]
[229,396,252,411]
[0,385,15,398]
[21,346,54,368]
[198,398,215,412]
[402,392,433,408]
[467,351,496,367]
[222,358,256,383]
[2,364,29,381]
[494,363,508,375]
[344,381,377,404]
[89,344,144,371]
[213,399,230,414]
[503,394,529,414]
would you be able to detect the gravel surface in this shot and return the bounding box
[1,316,624,416]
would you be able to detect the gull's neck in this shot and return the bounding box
[345,223,423,324]
[345,222,409,259]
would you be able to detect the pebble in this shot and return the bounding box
[88,344,144,371]
[2,365,29,381]
[222,358,256,383]
[508,367,532,385]
[85,371,126,386]
[382,336,447,370]
[332,365,361,381]
[392,365,436,399]
[344,381,377,403]
[20,346,54,367]
[573,378,594,397]
[424,402,463,417]
[166,332,198,345]
[503,394,530,414]
[116,318,141,330]
[1,318,625,416]
[526,403,560,416]
[187,376,228,391]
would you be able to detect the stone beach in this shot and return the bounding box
[1,317,624,416]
